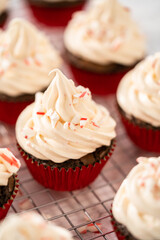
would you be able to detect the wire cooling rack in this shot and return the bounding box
[1,0,160,239]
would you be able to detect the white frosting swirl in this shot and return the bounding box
[0,0,8,14]
[117,52,160,127]
[16,69,116,163]
[0,148,21,186]
[113,156,160,240]
[64,0,145,66]
[0,18,61,96]
[0,212,73,240]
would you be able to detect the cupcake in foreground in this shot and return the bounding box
[16,69,116,191]
[117,52,160,153]
[64,0,145,95]
[0,0,9,28]
[0,148,20,220]
[26,0,87,27]
[0,212,73,240]
[0,18,62,125]
[112,156,160,240]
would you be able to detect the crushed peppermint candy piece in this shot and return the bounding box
[87,223,102,233]
[46,109,54,117]
[78,223,102,234]
[64,122,69,130]
[22,128,35,139]
[79,91,87,98]
[64,122,76,131]
[69,122,76,131]
[78,226,87,234]
[80,118,88,128]
[51,111,60,128]
[0,152,20,169]
[73,91,90,99]
[72,115,80,125]
[73,93,82,98]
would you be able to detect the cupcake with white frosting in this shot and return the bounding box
[0,148,20,220]
[16,69,116,191]
[0,18,61,124]
[0,212,73,240]
[64,0,145,95]
[112,156,160,240]
[117,52,160,152]
[26,0,87,27]
[0,0,9,27]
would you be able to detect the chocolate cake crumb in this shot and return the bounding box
[0,175,15,207]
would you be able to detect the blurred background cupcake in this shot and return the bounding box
[0,148,20,220]
[112,156,160,240]
[0,0,9,28]
[117,52,160,153]
[0,212,73,239]
[64,0,146,95]
[25,0,87,27]
[16,69,116,191]
[0,18,62,125]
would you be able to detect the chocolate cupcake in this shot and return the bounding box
[64,0,145,95]
[0,0,9,28]
[117,52,160,152]
[0,212,73,239]
[26,0,87,27]
[0,18,62,124]
[16,69,116,191]
[0,148,20,219]
[112,156,160,240]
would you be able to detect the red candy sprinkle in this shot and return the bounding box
[91,121,100,128]
[80,118,87,121]
[36,112,45,115]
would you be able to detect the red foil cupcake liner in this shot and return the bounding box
[17,142,115,191]
[68,64,129,95]
[119,111,160,153]
[0,99,32,125]
[0,176,19,220]
[27,2,86,27]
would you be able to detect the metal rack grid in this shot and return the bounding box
[0,0,159,239]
